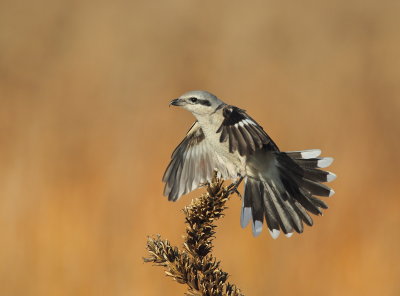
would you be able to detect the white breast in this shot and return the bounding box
[195,112,246,178]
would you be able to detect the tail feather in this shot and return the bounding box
[309,195,329,209]
[241,176,253,228]
[301,179,334,197]
[243,178,264,236]
[268,180,304,234]
[284,149,321,159]
[240,206,252,228]
[241,149,335,239]
[265,181,294,235]
[303,168,336,183]
[295,188,323,216]
[291,157,334,169]
[261,185,281,237]
[293,200,314,226]
[278,192,304,233]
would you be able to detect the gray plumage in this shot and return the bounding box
[163,90,336,239]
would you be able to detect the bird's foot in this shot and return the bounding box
[199,181,210,187]
[226,177,244,198]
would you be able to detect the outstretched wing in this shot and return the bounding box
[163,122,234,201]
[217,106,279,156]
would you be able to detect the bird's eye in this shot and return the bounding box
[189,97,198,103]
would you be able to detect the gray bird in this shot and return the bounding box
[163,90,335,239]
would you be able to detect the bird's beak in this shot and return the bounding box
[169,98,185,107]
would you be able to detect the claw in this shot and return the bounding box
[199,181,209,187]
[233,188,242,199]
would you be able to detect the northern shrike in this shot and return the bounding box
[163,90,335,239]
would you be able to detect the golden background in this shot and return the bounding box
[1,0,399,295]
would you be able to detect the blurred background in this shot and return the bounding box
[1,0,399,295]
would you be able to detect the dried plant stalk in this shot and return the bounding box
[144,173,244,296]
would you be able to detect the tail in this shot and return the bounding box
[240,149,336,239]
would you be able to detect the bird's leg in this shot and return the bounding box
[226,176,244,198]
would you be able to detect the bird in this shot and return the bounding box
[163,90,336,239]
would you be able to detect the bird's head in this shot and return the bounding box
[170,90,224,116]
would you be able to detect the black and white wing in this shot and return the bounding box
[163,122,235,201]
[217,106,279,156]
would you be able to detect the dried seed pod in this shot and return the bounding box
[144,173,244,295]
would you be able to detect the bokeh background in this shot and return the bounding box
[1,0,399,295]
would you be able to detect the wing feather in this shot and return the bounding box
[217,105,279,155]
[163,121,233,201]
